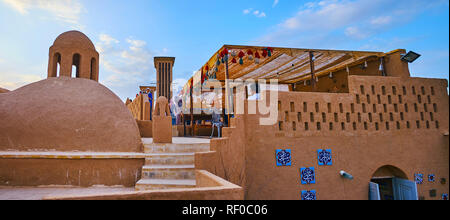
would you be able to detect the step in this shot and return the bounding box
[142,137,210,145]
[141,165,195,180]
[144,143,210,154]
[135,179,196,191]
[144,153,195,165]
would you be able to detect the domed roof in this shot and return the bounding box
[0,77,142,152]
[52,30,96,51]
[0,87,9,93]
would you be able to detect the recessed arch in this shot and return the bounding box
[371,165,408,180]
[90,57,97,80]
[370,165,417,200]
[51,52,61,77]
[72,53,81,78]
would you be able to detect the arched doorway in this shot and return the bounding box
[370,165,418,200]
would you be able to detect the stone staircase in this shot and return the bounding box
[135,138,210,191]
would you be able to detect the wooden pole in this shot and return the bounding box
[225,54,231,127]
[190,86,194,136]
[309,51,317,92]
[380,57,387,76]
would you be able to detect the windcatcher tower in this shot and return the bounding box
[154,57,175,100]
[47,30,100,81]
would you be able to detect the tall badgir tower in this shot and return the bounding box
[154,57,175,101]
[47,31,100,81]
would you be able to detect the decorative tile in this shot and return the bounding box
[442,194,449,200]
[301,190,316,200]
[414,173,424,184]
[317,149,332,166]
[429,189,437,198]
[300,167,316,184]
[428,174,435,183]
[276,149,292,166]
[441,178,446,185]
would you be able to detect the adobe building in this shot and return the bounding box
[0,32,447,200]
[154,56,175,101]
[180,45,449,200]
[0,31,243,200]
[0,31,144,187]
[47,30,99,81]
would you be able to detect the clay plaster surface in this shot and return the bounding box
[0,186,134,200]
[0,77,142,152]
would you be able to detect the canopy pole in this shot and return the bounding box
[225,54,231,127]
[309,51,317,92]
[190,86,194,136]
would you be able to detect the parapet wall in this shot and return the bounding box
[127,94,151,121]
[274,75,448,136]
[0,157,144,187]
[43,170,243,200]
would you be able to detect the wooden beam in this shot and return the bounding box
[280,53,351,83]
[256,56,300,79]
[309,51,317,92]
[268,53,319,80]
[286,55,380,84]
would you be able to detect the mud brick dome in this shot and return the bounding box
[0,87,9,93]
[47,31,100,81]
[0,77,142,152]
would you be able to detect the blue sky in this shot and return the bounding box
[0,0,448,101]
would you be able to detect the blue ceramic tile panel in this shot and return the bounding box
[428,174,435,183]
[301,190,317,200]
[300,167,316,184]
[415,173,424,184]
[276,149,292,166]
[317,149,332,166]
[442,194,449,200]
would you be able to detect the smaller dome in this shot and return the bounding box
[52,30,96,50]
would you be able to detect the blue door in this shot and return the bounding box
[369,182,381,200]
[392,178,418,200]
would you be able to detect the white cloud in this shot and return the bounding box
[243,8,267,18]
[126,39,147,48]
[345,26,368,40]
[370,16,392,26]
[273,0,279,7]
[0,73,43,90]
[254,10,266,18]
[99,34,119,45]
[1,0,85,29]
[96,34,154,91]
[257,0,448,47]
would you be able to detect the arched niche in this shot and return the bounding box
[90,57,97,81]
[72,53,81,78]
[50,52,61,77]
